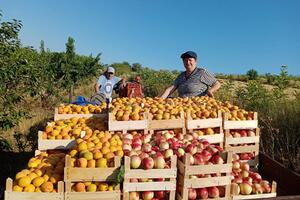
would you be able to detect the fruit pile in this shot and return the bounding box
[12,152,65,192]
[41,117,106,140]
[185,186,226,199]
[228,129,256,140]
[129,191,171,200]
[231,160,272,195]
[57,103,107,114]
[191,127,221,136]
[71,182,117,192]
[68,131,124,168]
[110,96,255,121]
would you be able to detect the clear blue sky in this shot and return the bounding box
[1,0,300,75]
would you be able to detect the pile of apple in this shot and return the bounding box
[71,181,117,192]
[231,159,272,195]
[57,103,107,114]
[228,129,256,140]
[41,117,107,140]
[110,96,255,121]
[68,131,123,168]
[12,152,65,192]
[181,186,226,199]
[129,191,171,200]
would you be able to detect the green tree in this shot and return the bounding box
[246,69,258,80]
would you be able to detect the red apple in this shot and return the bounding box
[132,143,141,151]
[196,188,208,199]
[239,130,248,137]
[194,153,205,165]
[142,157,154,169]
[252,183,263,194]
[123,144,132,151]
[154,191,165,199]
[260,180,271,193]
[132,138,142,145]
[250,172,262,182]
[208,186,219,198]
[211,155,224,164]
[240,162,250,171]
[142,191,154,200]
[218,186,225,197]
[232,154,240,161]
[201,149,212,161]
[247,130,256,137]
[139,152,150,160]
[188,188,197,200]
[142,143,152,153]
[185,144,197,155]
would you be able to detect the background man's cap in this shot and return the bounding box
[180,51,197,59]
[107,66,115,74]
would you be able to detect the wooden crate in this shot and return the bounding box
[108,112,148,131]
[177,152,233,200]
[231,181,277,200]
[148,112,186,134]
[186,111,224,145]
[224,128,260,168]
[223,112,258,130]
[54,108,107,121]
[38,131,76,150]
[4,178,64,200]
[64,182,120,200]
[64,155,121,182]
[123,155,177,200]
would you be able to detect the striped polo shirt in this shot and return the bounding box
[173,67,217,97]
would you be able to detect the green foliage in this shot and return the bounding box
[246,69,258,80]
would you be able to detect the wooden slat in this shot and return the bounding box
[64,155,121,182]
[148,112,185,130]
[65,191,120,200]
[54,112,107,121]
[223,112,258,129]
[125,168,177,179]
[38,131,76,150]
[123,181,176,192]
[225,143,259,154]
[226,136,260,145]
[232,193,277,200]
[185,163,232,175]
[5,178,64,200]
[184,176,232,188]
[108,113,148,131]
[186,111,222,129]
[198,133,224,144]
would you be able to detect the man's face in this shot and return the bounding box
[108,72,114,80]
[183,57,197,72]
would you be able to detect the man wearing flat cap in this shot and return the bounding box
[161,51,221,98]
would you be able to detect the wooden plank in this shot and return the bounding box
[64,155,121,182]
[226,136,260,145]
[38,131,76,150]
[223,112,258,129]
[125,168,177,179]
[185,163,232,175]
[186,111,222,129]
[198,133,224,144]
[65,191,120,200]
[54,112,107,121]
[148,112,185,130]
[108,112,148,131]
[5,178,64,200]
[123,181,176,192]
[232,181,277,200]
[225,143,259,154]
[184,176,232,188]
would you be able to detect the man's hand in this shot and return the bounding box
[207,89,214,98]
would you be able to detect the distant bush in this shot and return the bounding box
[246,69,258,80]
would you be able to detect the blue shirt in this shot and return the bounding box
[97,75,121,98]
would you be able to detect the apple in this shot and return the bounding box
[260,180,271,193]
[142,191,154,200]
[232,161,240,170]
[142,157,154,169]
[252,183,263,194]
[194,153,205,165]
[241,170,249,178]
[129,192,140,200]
[243,177,253,184]
[208,186,219,198]
[240,182,252,195]
[159,142,169,151]
[250,172,262,183]
[233,131,241,138]
[154,156,166,169]
[132,138,142,145]
[122,144,132,151]
[164,149,173,159]
[218,186,225,197]
[130,178,139,182]
[247,130,256,137]
[154,191,165,199]
[201,149,212,161]
[240,153,251,160]
[132,143,141,151]
[123,133,133,140]
[130,155,141,169]
[240,162,250,171]
[142,143,152,153]
[232,154,240,161]
[188,188,197,200]
[239,130,248,137]
[196,188,208,199]
[123,138,132,145]
[233,176,243,184]
[211,155,224,164]
[139,152,150,160]
[185,144,197,155]
[231,183,240,195]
